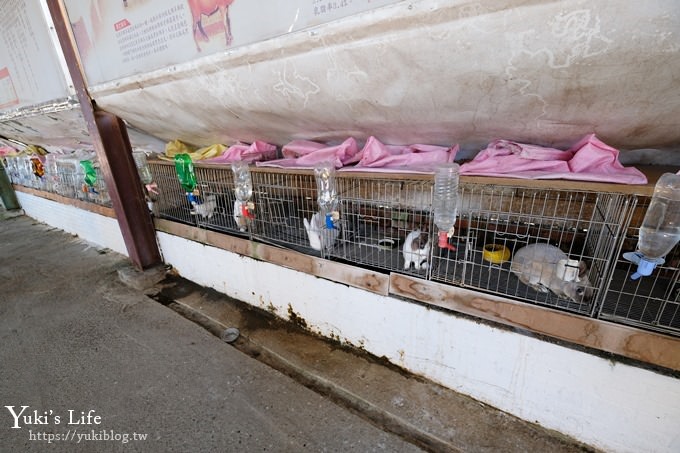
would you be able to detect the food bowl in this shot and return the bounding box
[482,244,511,264]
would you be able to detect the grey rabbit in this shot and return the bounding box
[510,243,593,303]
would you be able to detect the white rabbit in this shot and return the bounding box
[403,229,430,270]
[510,243,593,304]
[303,212,339,251]
[191,194,216,219]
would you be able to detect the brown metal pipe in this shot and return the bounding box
[47,0,162,270]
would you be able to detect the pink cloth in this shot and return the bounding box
[0,146,17,157]
[257,137,359,169]
[460,134,647,184]
[340,136,458,174]
[258,136,458,173]
[202,141,277,164]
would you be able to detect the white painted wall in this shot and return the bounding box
[158,231,680,453]
[15,192,127,256]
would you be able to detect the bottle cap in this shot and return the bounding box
[631,257,657,280]
[438,231,456,251]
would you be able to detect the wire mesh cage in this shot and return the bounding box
[54,156,85,200]
[147,159,197,226]
[81,165,111,206]
[11,155,48,190]
[332,174,435,276]
[44,154,63,194]
[599,196,680,335]
[4,155,36,187]
[28,156,48,191]
[3,156,24,186]
[431,183,632,315]
[192,164,250,236]
[249,168,323,255]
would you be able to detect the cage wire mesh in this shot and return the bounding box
[599,196,680,335]
[4,155,40,188]
[193,164,249,236]
[30,156,47,191]
[431,183,630,315]
[3,156,24,186]
[249,168,324,256]
[14,155,48,190]
[147,159,197,226]
[332,174,435,277]
[81,165,111,206]
[52,157,80,199]
[142,162,680,338]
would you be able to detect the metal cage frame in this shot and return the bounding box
[249,167,324,256]
[332,173,435,277]
[193,164,250,237]
[599,195,680,335]
[431,183,632,315]
[145,161,679,337]
[147,159,197,226]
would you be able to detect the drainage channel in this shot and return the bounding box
[148,286,458,453]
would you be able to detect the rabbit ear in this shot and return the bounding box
[578,261,588,278]
[311,212,322,228]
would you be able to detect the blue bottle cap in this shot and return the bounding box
[631,257,657,280]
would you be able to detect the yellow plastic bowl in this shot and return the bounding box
[482,244,511,264]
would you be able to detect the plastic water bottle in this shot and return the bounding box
[231,161,253,202]
[132,150,153,185]
[629,172,680,279]
[314,162,339,229]
[433,163,460,250]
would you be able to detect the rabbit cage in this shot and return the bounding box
[147,159,197,226]
[4,154,47,191]
[249,167,326,255]
[147,159,253,235]
[192,163,251,236]
[332,173,436,277]
[599,195,680,335]
[430,183,632,315]
[6,151,111,206]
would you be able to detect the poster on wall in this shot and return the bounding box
[0,0,72,113]
[64,0,403,87]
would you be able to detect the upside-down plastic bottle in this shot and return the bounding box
[626,172,680,280]
[433,163,460,250]
[315,162,339,229]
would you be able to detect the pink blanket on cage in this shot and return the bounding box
[256,137,360,169]
[459,134,647,184]
[257,136,457,173]
[340,136,458,173]
[202,141,277,164]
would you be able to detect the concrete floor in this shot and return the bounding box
[0,213,595,452]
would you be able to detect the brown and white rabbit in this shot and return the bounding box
[510,243,593,303]
[403,229,430,270]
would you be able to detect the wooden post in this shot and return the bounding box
[47,0,162,270]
